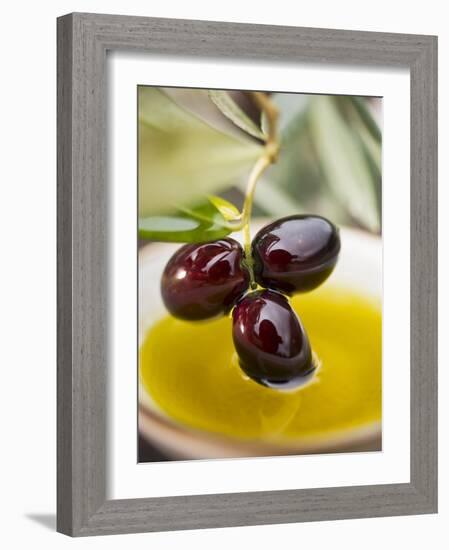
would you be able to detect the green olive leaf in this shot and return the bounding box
[309,96,380,232]
[207,195,241,221]
[139,87,262,217]
[332,96,381,171]
[348,96,382,145]
[139,214,232,243]
[139,199,234,243]
[208,90,267,141]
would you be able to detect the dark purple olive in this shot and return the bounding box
[252,215,340,295]
[161,238,249,321]
[232,290,314,389]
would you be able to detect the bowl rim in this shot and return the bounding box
[138,397,382,458]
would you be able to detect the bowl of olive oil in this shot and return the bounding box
[138,224,382,459]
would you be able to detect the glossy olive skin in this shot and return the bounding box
[252,215,340,295]
[232,290,314,389]
[161,238,249,321]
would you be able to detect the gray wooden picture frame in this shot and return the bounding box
[57,12,438,537]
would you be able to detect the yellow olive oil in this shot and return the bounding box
[139,285,381,441]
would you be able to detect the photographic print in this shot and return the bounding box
[137,86,382,462]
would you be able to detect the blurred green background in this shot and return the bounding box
[138,87,382,237]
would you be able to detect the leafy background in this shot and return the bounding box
[138,86,382,242]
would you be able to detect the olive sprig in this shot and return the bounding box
[156,90,341,391]
[158,92,341,391]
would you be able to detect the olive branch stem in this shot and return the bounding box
[240,92,280,287]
